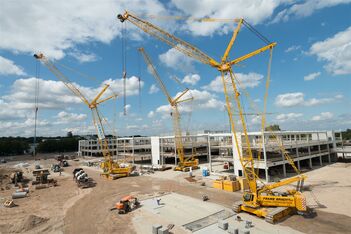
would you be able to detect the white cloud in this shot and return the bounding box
[101,76,144,97]
[159,47,196,73]
[0,56,26,76]
[304,72,321,81]
[2,76,142,110]
[276,113,303,122]
[311,112,333,121]
[202,72,263,92]
[154,89,224,118]
[0,0,167,59]
[119,104,132,117]
[172,0,280,36]
[182,74,200,85]
[56,111,87,123]
[149,84,159,94]
[275,92,342,107]
[285,45,301,53]
[148,111,155,118]
[3,78,81,109]
[69,51,98,63]
[272,0,351,23]
[309,26,351,75]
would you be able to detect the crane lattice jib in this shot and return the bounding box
[172,105,185,163]
[138,47,188,164]
[138,48,173,104]
[34,54,90,106]
[91,108,113,166]
[119,12,219,67]
[34,53,116,171]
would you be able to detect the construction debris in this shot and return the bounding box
[3,199,15,208]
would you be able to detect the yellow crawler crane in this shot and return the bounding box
[34,53,132,180]
[138,47,198,171]
[118,12,308,223]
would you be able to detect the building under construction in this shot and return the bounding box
[78,130,344,182]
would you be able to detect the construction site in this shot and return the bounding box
[1,4,351,234]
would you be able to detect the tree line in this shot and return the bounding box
[0,135,82,156]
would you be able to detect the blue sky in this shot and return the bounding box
[0,0,350,137]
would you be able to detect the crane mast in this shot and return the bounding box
[138,47,198,171]
[34,53,132,179]
[119,11,308,222]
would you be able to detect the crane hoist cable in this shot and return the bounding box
[137,50,142,112]
[33,59,40,158]
[121,22,127,116]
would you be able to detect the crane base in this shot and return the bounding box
[174,165,199,172]
[233,201,295,224]
[100,173,129,180]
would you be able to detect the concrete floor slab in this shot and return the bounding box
[194,213,303,234]
[141,193,226,226]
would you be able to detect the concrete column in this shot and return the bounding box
[296,147,301,170]
[262,133,269,182]
[327,143,331,163]
[207,134,212,172]
[281,140,287,177]
[174,137,177,166]
[160,139,163,165]
[123,140,126,160]
[308,146,313,169]
[295,135,300,170]
[132,137,135,164]
[317,133,323,166]
[317,133,321,154]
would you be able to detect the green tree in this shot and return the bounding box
[265,124,281,131]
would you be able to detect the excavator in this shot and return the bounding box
[118,11,308,223]
[138,47,198,171]
[34,53,133,180]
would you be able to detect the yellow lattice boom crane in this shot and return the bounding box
[34,53,132,180]
[118,11,308,223]
[138,47,198,171]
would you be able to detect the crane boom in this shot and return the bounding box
[118,12,219,67]
[138,47,197,170]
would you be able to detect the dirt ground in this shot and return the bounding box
[1,155,351,234]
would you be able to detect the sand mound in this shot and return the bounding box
[13,215,49,232]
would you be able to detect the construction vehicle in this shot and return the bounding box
[118,11,307,223]
[111,195,140,214]
[73,168,94,188]
[10,171,23,184]
[34,53,133,180]
[138,47,198,171]
[32,168,57,188]
[51,164,61,173]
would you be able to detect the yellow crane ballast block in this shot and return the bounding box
[223,180,240,192]
[213,180,223,190]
